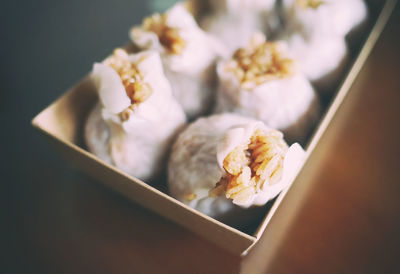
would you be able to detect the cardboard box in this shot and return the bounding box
[32,0,395,256]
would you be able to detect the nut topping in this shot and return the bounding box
[105,48,153,120]
[210,129,288,205]
[297,0,325,9]
[226,36,295,89]
[142,14,187,55]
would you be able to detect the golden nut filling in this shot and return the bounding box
[210,130,288,204]
[226,39,295,89]
[297,0,325,9]
[142,14,187,55]
[184,193,197,202]
[105,49,153,120]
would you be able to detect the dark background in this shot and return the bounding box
[1,0,149,272]
[1,0,150,177]
[2,1,241,273]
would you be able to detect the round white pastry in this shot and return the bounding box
[168,113,305,220]
[280,0,367,90]
[215,34,320,143]
[201,0,279,55]
[130,3,226,119]
[86,49,186,182]
[284,32,349,91]
[282,0,367,38]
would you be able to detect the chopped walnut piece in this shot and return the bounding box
[226,37,295,89]
[211,129,288,204]
[209,180,226,198]
[105,49,153,120]
[184,193,197,201]
[129,82,153,104]
[120,109,132,121]
[297,0,325,9]
[142,14,187,55]
[223,144,250,176]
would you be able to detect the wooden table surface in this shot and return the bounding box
[2,1,400,273]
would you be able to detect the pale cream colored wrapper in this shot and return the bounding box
[168,114,305,221]
[85,50,186,182]
[283,33,349,91]
[130,3,227,119]
[280,0,367,90]
[214,39,320,143]
[282,0,368,38]
[201,0,279,55]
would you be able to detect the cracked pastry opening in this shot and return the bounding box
[297,0,325,9]
[104,49,153,121]
[142,14,187,55]
[225,35,295,89]
[209,129,288,205]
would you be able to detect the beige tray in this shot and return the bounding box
[32,0,396,256]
